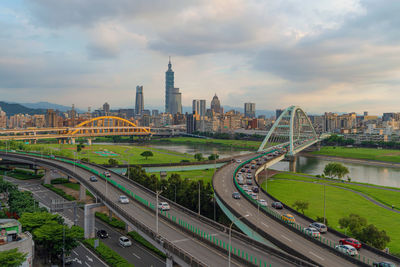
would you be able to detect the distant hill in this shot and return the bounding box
[21,101,84,113]
[0,101,47,116]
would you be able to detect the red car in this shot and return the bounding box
[339,238,362,249]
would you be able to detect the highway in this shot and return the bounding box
[213,151,400,267]
[4,176,165,267]
[0,152,305,267]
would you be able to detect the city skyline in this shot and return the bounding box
[1,1,400,114]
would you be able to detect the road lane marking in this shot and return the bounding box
[172,238,189,243]
[132,252,141,259]
[85,262,91,267]
[73,250,79,256]
[280,234,292,242]
[261,222,269,228]
[309,251,325,260]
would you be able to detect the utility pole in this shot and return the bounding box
[198,181,201,215]
[323,183,326,225]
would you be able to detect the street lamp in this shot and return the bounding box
[323,183,326,225]
[229,214,249,267]
[198,181,201,215]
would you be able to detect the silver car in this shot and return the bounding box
[335,245,358,256]
[309,222,327,233]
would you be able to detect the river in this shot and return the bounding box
[99,142,400,188]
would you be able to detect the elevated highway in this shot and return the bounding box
[213,150,400,267]
[0,151,311,267]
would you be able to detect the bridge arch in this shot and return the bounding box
[258,106,317,155]
[68,116,151,135]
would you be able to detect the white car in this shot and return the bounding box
[118,195,129,204]
[119,236,132,247]
[335,245,358,256]
[237,177,244,185]
[258,199,267,207]
[103,171,111,177]
[309,222,328,233]
[158,202,170,211]
[250,192,258,200]
[304,227,321,238]
[236,159,242,163]
[242,185,249,190]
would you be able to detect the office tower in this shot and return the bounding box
[169,87,182,115]
[244,103,256,118]
[276,109,284,120]
[192,100,200,115]
[103,102,110,115]
[192,99,206,116]
[187,112,199,134]
[165,57,174,113]
[45,109,58,127]
[152,109,159,117]
[135,85,144,116]
[211,94,223,114]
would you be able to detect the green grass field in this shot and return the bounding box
[27,143,194,165]
[312,146,400,163]
[151,137,263,150]
[151,169,215,184]
[265,178,400,253]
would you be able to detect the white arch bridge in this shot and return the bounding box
[257,106,330,169]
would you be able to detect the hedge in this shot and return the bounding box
[50,178,69,184]
[128,231,166,259]
[43,184,76,201]
[83,238,134,267]
[95,212,126,230]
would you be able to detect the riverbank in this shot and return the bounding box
[310,146,400,165]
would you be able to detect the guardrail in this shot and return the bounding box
[254,169,400,265]
[1,150,289,267]
[232,151,374,266]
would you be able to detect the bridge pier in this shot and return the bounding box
[87,138,92,146]
[79,183,86,201]
[70,138,76,145]
[84,203,104,239]
[288,155,297,172]
[166,257,173,267]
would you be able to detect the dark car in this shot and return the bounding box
[241,168,246,172]
[373,262,396,267]
[232,192,241,199]
[90,175,98,182]
[272,202,283,209]
[339,238,362,249]
[252,187,259,193]
[245,164,250,168]
[97,229,109,239]
[246,169,252,173]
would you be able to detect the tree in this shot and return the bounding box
[339,213,367,236]
[315,216,329,226]
[108,158,119,166]
[208,154,219,161]
[292,200,309,214]
[76,143,85,152]
[140,151,153,160]
[0,248,27,267]
[359,224,390,250]
[19,212,63,232]
[33,223,83,262]
[323,162,349,179]
[194,153,204,161]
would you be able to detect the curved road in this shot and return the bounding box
[213,152,400,266]
[1,152,302,267]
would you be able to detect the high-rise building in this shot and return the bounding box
[135,85,144,116]
[45,109,58,127]
[169,87,182,115]
[165,57,174,113]
[103,102,110,115]
[192,99,206,116]
[186,112,199,134]
[244,103,256,118]
[211,94,223,114]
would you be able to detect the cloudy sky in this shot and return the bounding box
[1,0,399,114]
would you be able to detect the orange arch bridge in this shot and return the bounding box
[65,116,151,136]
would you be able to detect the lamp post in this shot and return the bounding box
[229,214,249,267]
[323,183,326,225]
[198,181,201,215]
[156,189,163,234]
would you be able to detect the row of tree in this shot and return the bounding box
[0,177,83,265]
[323,134,400,149]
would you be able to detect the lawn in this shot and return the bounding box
[59,182,94,197]
[312,146,400,163]
[265,172,400,211]
[151,137,263,150]
[151,169,215,184]
[26,143,194,165]
[266,179,400,253]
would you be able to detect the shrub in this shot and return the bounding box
[128,231,166,259]
[95,212,125,230]
[43,184,76,201]
[83,238,133,267]
[51,178,69,184]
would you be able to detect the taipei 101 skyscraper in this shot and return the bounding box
[165,57,174,113]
